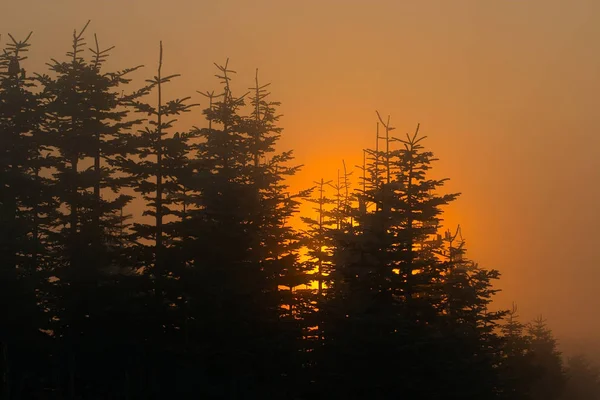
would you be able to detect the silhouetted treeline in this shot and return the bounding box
[1,24,598,399]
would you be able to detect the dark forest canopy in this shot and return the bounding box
[0,24,598,399]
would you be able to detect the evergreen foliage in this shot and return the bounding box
[311,118,509,398]
[527,316,565,400]
[561,354,600,400]
[0,22,580,399]
[0,31,53,399]
[34,21,151,397]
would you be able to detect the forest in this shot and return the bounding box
[1,22,599,399]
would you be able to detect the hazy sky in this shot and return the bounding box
[3,0,600,351]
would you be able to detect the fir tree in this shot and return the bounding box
[319,120,462,397]
[0,23,566,399]
[561,354,600,400]
[176,62,308,397]
[123,40,196,287]
[527,316,566,400]
[437,226,507,398]
[38,22,146,397]
[298,177,336,392]
[118,40,197,397]
[301,178,336,296]
[0,31,54,399]
[498,304,537,399]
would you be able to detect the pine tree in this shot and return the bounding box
[0,23,554,398]
[123,39,196,286]
[298,177,336,394]
[0,31,54,398]
[301,178,336,296]
[498,304,537,399]
[561,354,600,400]
[527,316,566,400]
[176,61,250,397]
[244,70,311,395]
[328,162,353,230]
[176,62,308,397]
[119,40,197,396]
[437,226,507,398]
[319,119,462,397]
[38,22,147,397]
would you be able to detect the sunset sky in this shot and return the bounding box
[3,0,600,352]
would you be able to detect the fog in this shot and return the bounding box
[2,0,599,396]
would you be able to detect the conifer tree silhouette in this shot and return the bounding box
[317,119,495,398]
[302,178,336,297]
[561,354,600,400]
[0,31,55,399]
[119,40,197,397]
[0,23,579,398]
[498,304,538,399]
[527,316,566,399]
[437,226,507,397]
[37,22,147,397]
[173,61,309,397]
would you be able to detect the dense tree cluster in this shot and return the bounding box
[0,25,597,399]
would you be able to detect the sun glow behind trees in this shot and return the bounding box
[0,22,590,399]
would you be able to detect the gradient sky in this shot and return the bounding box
[3,0,600,354]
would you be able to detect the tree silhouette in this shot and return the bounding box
[527,316,565,400]
[0,31,55,399]
[0,23,576,398]
[165,61,310,397]
[35,22,151,397]
[118,40,197,397]
[301,178,335,296]
[561,354,600,400]
[498,304,538,399]
[438,226,507,397]
[316,119,475,397]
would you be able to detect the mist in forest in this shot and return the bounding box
[1,1,600,398]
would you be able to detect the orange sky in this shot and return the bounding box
[3,0,600,353]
